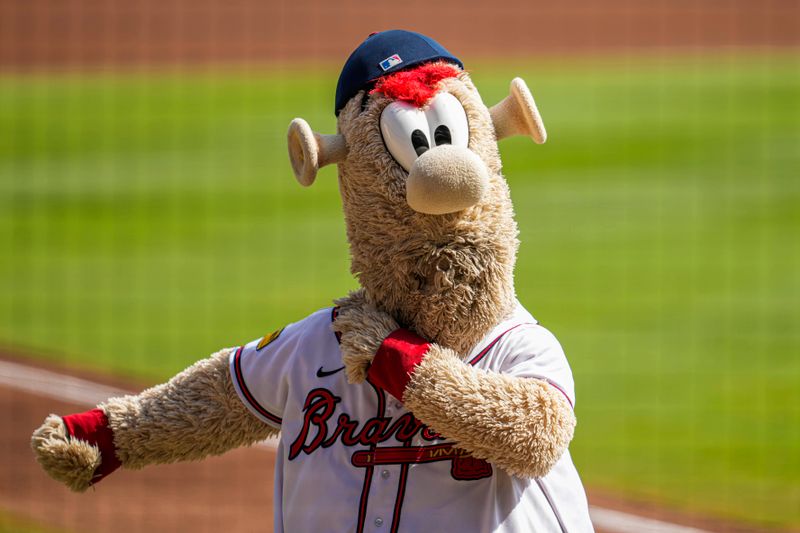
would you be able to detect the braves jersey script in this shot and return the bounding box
[229,302,594,533]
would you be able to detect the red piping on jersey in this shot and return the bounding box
[468,322,535,365]
[390,442,411,533]
[232,346,283,425]
[526,374,574,409]
[536,478,569,533]
[355,464,374,533]
[355,377,385,533]
[468,323,574,408]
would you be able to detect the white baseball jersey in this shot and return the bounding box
[229,302,594,533]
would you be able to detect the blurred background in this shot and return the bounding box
[1,1,798,531]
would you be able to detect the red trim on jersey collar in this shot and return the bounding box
[331,306,342,344]
[467,322,535,365]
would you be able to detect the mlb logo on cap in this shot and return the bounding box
[334,30,463,115]
[380,54,403,71]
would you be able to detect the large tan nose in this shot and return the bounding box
[406,145,489,215]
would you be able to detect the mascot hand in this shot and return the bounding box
[333,289,399,383]
[31,409,121,492]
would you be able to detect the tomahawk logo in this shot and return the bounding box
[379,54,403,71]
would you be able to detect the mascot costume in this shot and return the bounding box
[32,30,594,532]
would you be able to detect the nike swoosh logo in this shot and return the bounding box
[316,366,345,378]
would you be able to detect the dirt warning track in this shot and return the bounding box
[1,0,798,69]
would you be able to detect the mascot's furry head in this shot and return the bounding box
[288,29,547,353]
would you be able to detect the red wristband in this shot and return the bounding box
[62,408,121,484]
[368,329,431,401]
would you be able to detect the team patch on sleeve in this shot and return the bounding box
[257,328,284,351]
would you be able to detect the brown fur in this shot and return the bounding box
[334,289,399,383]
[32,350,278,491]
[403,345,576,478]
[336,66,518,356]
[101,349,277,468]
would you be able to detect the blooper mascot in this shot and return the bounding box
[32,30,594,532]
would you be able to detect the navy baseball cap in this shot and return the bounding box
[334,30,463,116]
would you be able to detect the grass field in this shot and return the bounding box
[1,53,798,528]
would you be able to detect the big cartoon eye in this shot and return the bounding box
[424,92,469,149]
[380,92,470,172]
[380,102,430,172]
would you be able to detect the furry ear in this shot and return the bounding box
[489,78,547,144]
[287,118,347,186]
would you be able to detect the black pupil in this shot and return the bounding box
[411,129,430,156]
[434,125,452,146]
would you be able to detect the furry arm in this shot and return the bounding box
[31,348,277,492]
[334,293,575,479]
[398,343,574,478]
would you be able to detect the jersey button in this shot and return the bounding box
[374,517,384,527]
[381,469,390,479]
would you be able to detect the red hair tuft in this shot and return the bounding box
[370,62,461,108]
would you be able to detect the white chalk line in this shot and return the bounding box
[0,359,279,450]
[1,358,711,533]
[589,507,713,533]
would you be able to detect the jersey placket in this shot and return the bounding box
[356,384,413,532]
